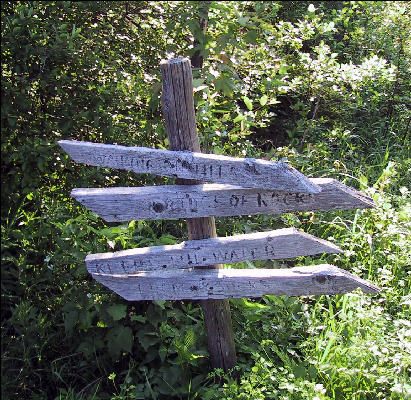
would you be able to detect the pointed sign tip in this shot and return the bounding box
[278,162,321,194]
[315,264,381,293]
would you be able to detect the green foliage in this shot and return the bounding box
[2,1,410,399]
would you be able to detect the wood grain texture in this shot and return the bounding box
[85,227,342,274]
[161,57,237,371]
[58,139,320,193]
[71,178,375,222]
[91,264,380,301]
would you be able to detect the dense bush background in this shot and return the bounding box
[1,1,410,399]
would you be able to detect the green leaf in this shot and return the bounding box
[244,30,258,44]
[243,96,253,111]
[128,220,136,235]
[193,78,205,87]
[107,304,127,321]
[64,310,78,333]
[215,76,234,96]
[238,16,249,27]
[137,332,161,351]
[293,364,307,378]
[259,95,268,106]
[158,234,177,245]
[233,113,245,123]
[130,314,146,323]
[107,326,133,358]
[7,116,17,127]
[184,329,195,349]
[159,345,168,362]
[278,65,288,75]
[359,174,368,190]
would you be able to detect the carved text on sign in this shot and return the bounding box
[91,264,380,301]
[71,179,375,221]
[85,228,342,274]
[58,140,320,193]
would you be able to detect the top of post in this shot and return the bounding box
[160,57,191,66]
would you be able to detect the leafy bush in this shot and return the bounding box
[2,1,410,399]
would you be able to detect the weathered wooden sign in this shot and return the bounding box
[91,264,380,301]
[59,57,380,371]
[71,178,375,221]
[58,140,320,193]
[86,228,342,274]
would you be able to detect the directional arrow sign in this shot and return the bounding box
[86,228,342,274]
[71,178,375,221]
[58,140,320,193]
[91,264,380,301]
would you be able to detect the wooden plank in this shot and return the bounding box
[71,178,375,222]
[85,227,342,274]
[58,139,320,193]
[91,264,380,301]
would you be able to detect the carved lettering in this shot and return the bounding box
[264,244,276,257]
[257,192,267,207]
[230,195,240,207]
[271,193,281,203]
[86,229,343,275]
[296,193,311,203]
[164,158,175,169]
[182,160,192,171]
[60,140,321,193]
[213,250,230,261]
[120,260,127,273]
[95,263,104,273]
[244,161,260,175]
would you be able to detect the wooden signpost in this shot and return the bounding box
[59,58,379,372]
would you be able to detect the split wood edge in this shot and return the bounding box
[86,227,342,274]
[91,264,380,301]
[71,178,375,221]
[58,139,320,193]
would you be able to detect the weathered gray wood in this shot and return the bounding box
[58,139,320,193]
[161,57,237,371]
[86,227,342,274]
[91,264,380,301]
[71,178,375,222]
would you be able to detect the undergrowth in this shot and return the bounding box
[2,1,410,399]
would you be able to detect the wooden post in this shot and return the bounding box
[160,58,237,371]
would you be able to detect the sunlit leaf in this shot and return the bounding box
[243,96,253,110]
[259,95,268,106]
[233,113,245,123]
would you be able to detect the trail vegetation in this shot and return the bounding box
[1,2,410,399]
